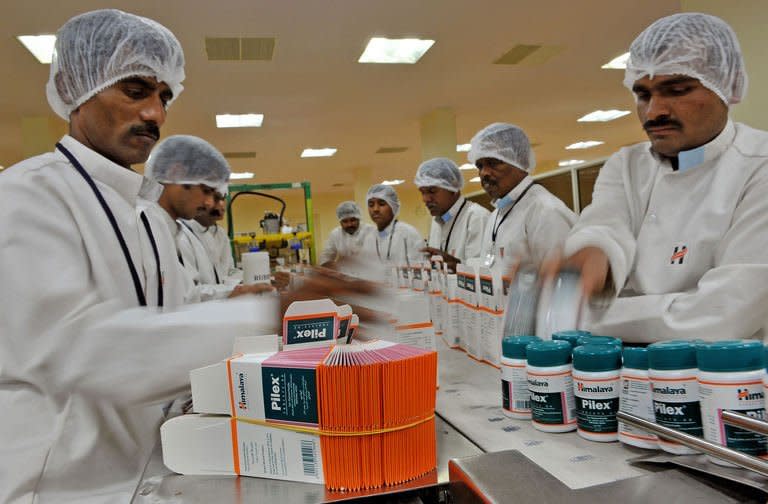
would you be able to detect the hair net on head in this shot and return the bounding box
[366,184,400,217]
[623,13,747,105]
[46,9,185,121]
[467,123,536,173]
[414,158,464,192]
[336,201,362,220]
[144,135,231,194]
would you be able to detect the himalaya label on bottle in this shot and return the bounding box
[501,358,531,419]
[618,371,658,449]
[699,374,767,459]
[527,368,576,432]
[651,376,702,453]
[261,366,319,426]
[574,373,620,441]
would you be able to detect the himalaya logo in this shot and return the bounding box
[578,383,614,393]
[653,385,686,395]
[237,372,247,409]
[528,378,548,387]
[738,388,764,401]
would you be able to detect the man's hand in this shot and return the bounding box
[540,247,610,298]
[228,283,275,298]
[421,246,460,272]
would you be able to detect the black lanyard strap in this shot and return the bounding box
[56,142,155,307]
[180,220,221,284]
[442,199,468,253]
[375,219,397,261]
[139,211,164,307]
[491,182,535,244]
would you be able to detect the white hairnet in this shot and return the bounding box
[366,184,400,217]
[46,9,185,121]
[467,123,536,173]
[336,201,362,220]
[144,135,230,194]
[414,158,464,192]
[623,13,747,105]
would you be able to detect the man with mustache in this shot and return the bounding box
[552,13,768,343]
[187,191,238,279]
[470,123,575,269]
[362,184,425,267]
[319,201,375,266]
[415,158,489,272]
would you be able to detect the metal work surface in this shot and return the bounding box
[132,415,481,503]
[448,450,768,503]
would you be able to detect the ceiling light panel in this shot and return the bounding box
[558,160,585,167]
[301,148,337,158]
[358,37,434,64]
[381,179,404,185]
[469,176,481,183]
[17,35,56,64]
[216,114,263,128]
[566,140,604,150]
[459,163,476,171]
[230,172,255,179]
[601,52,630,69]
[577,109,631,122]
[456,144,471,152]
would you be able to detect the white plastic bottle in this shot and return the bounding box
[648,340,702,455]
[526,340,576,432]
[618,347,658,449]
[697,340,767,466]
[501,335,541,420]
[573,344,622,442]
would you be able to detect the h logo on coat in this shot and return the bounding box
[670,245,688,265]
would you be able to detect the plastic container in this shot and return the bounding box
[618,347,658,449]
[648,340,702,455]
[501,335,541,420]
[241,251,271,285]
[552,330,591,349]
[697,340,767,466]
[502,267,540,339]
[526,340,576,432]
[535,269,584,341]
[576,335,622,348]
[573,344,622,442]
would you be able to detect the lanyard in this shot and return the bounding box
[56,142,163,307]
[180,220,221,284]
[441,199,468,254]
[491,182,535,245]
[375,220,397,261]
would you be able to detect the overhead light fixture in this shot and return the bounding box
[17,34,56,64]
[459,163,476,171]
[301,148,337,158]
[566,140,604,150]
[230,172,254,180]
[601,52,629,70]
[456,143,471,152]
[381,179,404,186]
[358,37,434,64]
[558,160,585,167]
[577,109,631,122]
[216,113,264,128]
[469,176,481,183]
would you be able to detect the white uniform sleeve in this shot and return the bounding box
[564,151,637,290]
[405,225,426,265]
[178,226,233,301]
[215,226,236,275]
[319,227,341,265]
[526,194,576,266]
[590,170,768,343]
[463,205,490,262]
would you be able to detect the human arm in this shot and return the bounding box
[318,228,340,265]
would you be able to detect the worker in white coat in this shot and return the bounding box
[552,13,768,343]
[187,193,239,280]
[362,184,424,267]
[415,158,489,271]
[0,11,283,503]
[319,201,375,266]
[471,123,575,269]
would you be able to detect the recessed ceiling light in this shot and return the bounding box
[301,148,337,158]
[469,176,481,183]
[601,52,630,70]
[566,140,604,150]
[230,172,254,180]
[216,114,264,128]
[381,179,404,186]
[17,34,56,64]
[459,163,476,171]
[558,160,585,167]
[456,143,471,152]
[577,109,631,122]
[358,37,434,64]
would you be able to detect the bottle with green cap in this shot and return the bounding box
[501,335,541,420]
[553,330,591,349]
[576,335,622,348]
[648,340,702,455]
[573,344,622,442]
[618,347,658,449]
[526,340,576,432]
[697,340,767,465]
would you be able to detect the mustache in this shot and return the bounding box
[209,209,222,217]
[481,176,496,186]
[130,123,160,141]
[643,117,682,131]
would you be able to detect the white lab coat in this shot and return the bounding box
[361,219,425,266]
[183,220,237,278]
[479,176,576,267]
[176,221,236,301]
[427,196,489,262]
[319,222,376,264]
[565,120,768,343]
[0,136,278,503]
